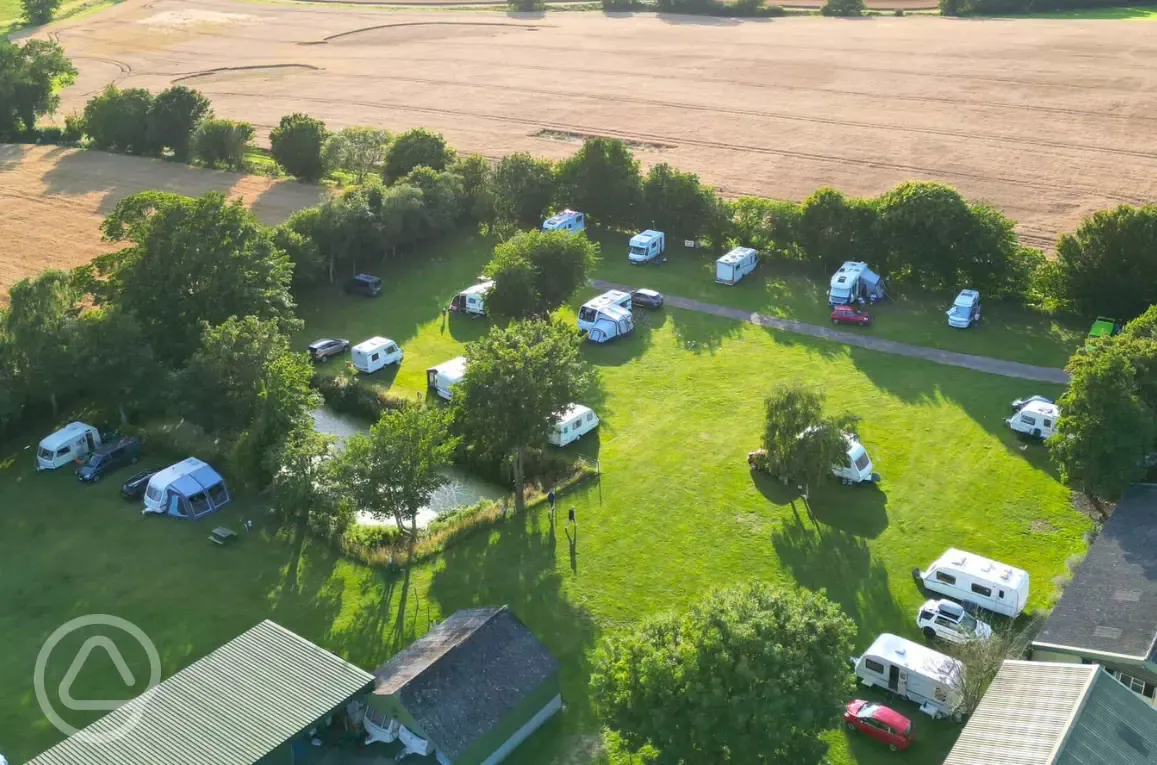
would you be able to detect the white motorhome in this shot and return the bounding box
[351,337,403,374]
[36,422,101,470]
[916,548,1030,618]
[715,247,759,285]
[828,261,886,306]
[448,280,494,317]
[542,209,585,235]
[946,289,981,328]
[854,633,964,719]
[628,230,666,264]
[1007,399,1059,440]
[426,357,468,401]
[549,404,600,447]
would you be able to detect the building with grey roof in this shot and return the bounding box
[366,606,561,765]
[944,660,1157,765]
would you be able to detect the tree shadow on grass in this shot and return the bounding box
[669,307,745,354]
[753,470,889,538]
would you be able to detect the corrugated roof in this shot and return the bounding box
[1058,670,1157,765]
[29,620,374,765]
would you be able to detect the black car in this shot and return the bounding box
[308,338,350,362]
[76,436,142,482]
[344,274,382,297]
[121,468,160,500]
[631,288,665,310]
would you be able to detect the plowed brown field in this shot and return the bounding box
[8,2,1157,292]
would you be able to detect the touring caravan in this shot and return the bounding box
[915,548,1030,618]
[1007,399,1058,440]
[854,634,963,719]
[578,291,634,343]
[36,422,101,471]
[142,457,231,519]
[828,262,886,306]
[542,209,585,235]
[549,404,600,447]
[577,290,632,332]
[426,357,468,401]
[834,433,880,485]
[448,280,494,317]
[351,337,403,374]
[946,289,981,328]
[715,247,759,285]
[628,230,666,264]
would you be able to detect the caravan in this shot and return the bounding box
[542,209,585,235]
[915,548,1030,617]
[1007,399,1058,440]
[549,404,600,447]
[448,280,494,317]
[36,422,101,471]
[628,230,666,264]
[828,262,886,306]
[426,357,468,401]
[834,433,880,485]
[854,634,963,719]
[578,291,634,344]
[142,457,231,519]
[351,337,403,374]
[715,247,759,285]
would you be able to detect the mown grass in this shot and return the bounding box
[2,0,122,35]
[2,231,1090,765]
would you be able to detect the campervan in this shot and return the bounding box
[828,262,886,307]
[448,280,494,317]
[142,457,231,519]
[715,247,759,285]
[947,289,981,328]
[854,634,963,719]
[36,422,101,471]
[549,404,600,447]
[915,548,1030,618]
[628,230,666,264]
[351,337,403,374]
[426,357,468,401]
[1007,399,1058,440]
[542,209,585,235]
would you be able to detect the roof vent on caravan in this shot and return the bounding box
[950,553,967,566]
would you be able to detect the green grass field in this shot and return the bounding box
[2,232,1090,765]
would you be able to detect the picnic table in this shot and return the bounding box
[208,526,238,546]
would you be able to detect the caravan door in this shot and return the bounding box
[888,665,901,693]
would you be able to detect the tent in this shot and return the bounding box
[143,458,231,520]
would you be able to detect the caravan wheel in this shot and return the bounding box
[923,627,936,640]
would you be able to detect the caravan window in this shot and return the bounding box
[1020,415,1037,426]
[1043,419,1053,428]
[864,659,885,675]
[971,583,993,598]
[560,424,569,433]
[387,344,399,354]
[370,353,380,363]
[55,447,70,458]
[586,413,594,422]
[579,306,598,323]
[935,571,956,585]
[853,452,870,471]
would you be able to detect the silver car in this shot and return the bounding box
[916,599,993,644]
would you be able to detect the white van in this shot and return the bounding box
[351,337,403,374]
[542,209,585,235]
[854,633,964,719]
[916,548,1030,618]
[947,289,981,328]
[628,230,665,264]
[36,422,101,471]
[549,404,599,447]
[426,357,468,401]
[715,247,758,285]
[1007,399,1058,440]
[449,280,494,317]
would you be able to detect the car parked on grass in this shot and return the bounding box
[76,437,142,483]
[308,338,350,362]
[344,273,382,297]
[916,599,993,644]
[831,305,871,327]
[844,700,914,752]
[630,288,664,310]
[121,468,161,500]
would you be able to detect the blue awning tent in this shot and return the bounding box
[146,458,231,519]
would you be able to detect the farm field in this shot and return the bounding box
[20,0,1157,252]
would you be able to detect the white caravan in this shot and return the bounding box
[578,290,634,343]
[828,261,886,306]
[36,422,101,470]
[916,548,1030,618]
[426,357,468,401]
[834,432,880,485]
[715,247,759,285]
[628,230,666,264]
[854,633,964,719]
[947,289,981,328]
[542,209,586,235]
[448,280,494,317]
[549,404,600,447]
[351,337,403,374]
[1007,399,1059,440]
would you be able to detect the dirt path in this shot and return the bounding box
[592,279,1070,383]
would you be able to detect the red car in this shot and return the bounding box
[832,305,872,326]
[844,700,913,751]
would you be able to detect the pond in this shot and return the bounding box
[310,407,506,529]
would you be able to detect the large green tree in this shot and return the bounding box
[74,308,156,424]
[590,581,856,764]
[452,319,593,511]
[796,188,881,271]
[323,126,390,183]
[382,128,454,183]
[270,113,328,182]
[0,39,76,140]
[22,0,62,24]
[270,426,347,532]
[402,166,464,238]
[449,153,494,223]
[639,163,714,241]
[759,382,859,497]
[145,86,211,160]
[556,137,642,228]
[94,191,296,365]
[492,152,556,228]
[483,229,598,319]
[4,270,83,417]
[83,85,155,154]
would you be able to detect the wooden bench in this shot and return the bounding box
[208,526,238,546]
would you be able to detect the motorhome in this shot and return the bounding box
[351,337,403,374]
[915,548,1030,618]
[854,633,964,719]
[946,289,981,328]
[715,247,759,285]
[1007,399,1059,440]
[628,230,666,264]
[542,209,585,235]
[548,404,600,447]
[448,279,494,317]
[828,262,886,306]
[426,357,468,401]
[36,422,101,471]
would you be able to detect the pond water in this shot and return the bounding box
[310,407,506,529]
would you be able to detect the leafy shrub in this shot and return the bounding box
[655,0,721,12]
[83,85,154,154]
[894,7,905,13]
[62,112,85,144]
[36,126,64,144]
[382,128,455,183]
[601,0,641,9]
[731,0,765,15]
[508,0,546,9]
[821,0,865,14]
[22,0,62,25]
[270,113,328,182]
[765,3,787,14]
[146,86,211,161]
[311,370,408,421]
[192,118,254,171]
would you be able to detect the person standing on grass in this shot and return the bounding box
[568,506,576,529]
[548,490,557,518]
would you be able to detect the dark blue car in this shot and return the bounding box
[76,437,141,483]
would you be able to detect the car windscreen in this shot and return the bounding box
[630,246,645,255]
[950,305,970,317]
[960,612,978,630]
[830,287,851,299]
[856,703,879,719]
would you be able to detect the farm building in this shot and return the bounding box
[365,606,561,765]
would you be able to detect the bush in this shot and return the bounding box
[36,126,64,145]
[82,85,154,154]
[731,0,765,15]
[22,0,61,25]
[765,3,787,13]
[62,112,85,144]
[508,0,545,9]
[270,113,328,182]
[655,0,720,12]
[822,0,864,14]
[146,86,211,161]
[382,128,454,183]
[894,7,905,13]
[193,118,254,171]
[601,0,642,9]
[311,370,408,422]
